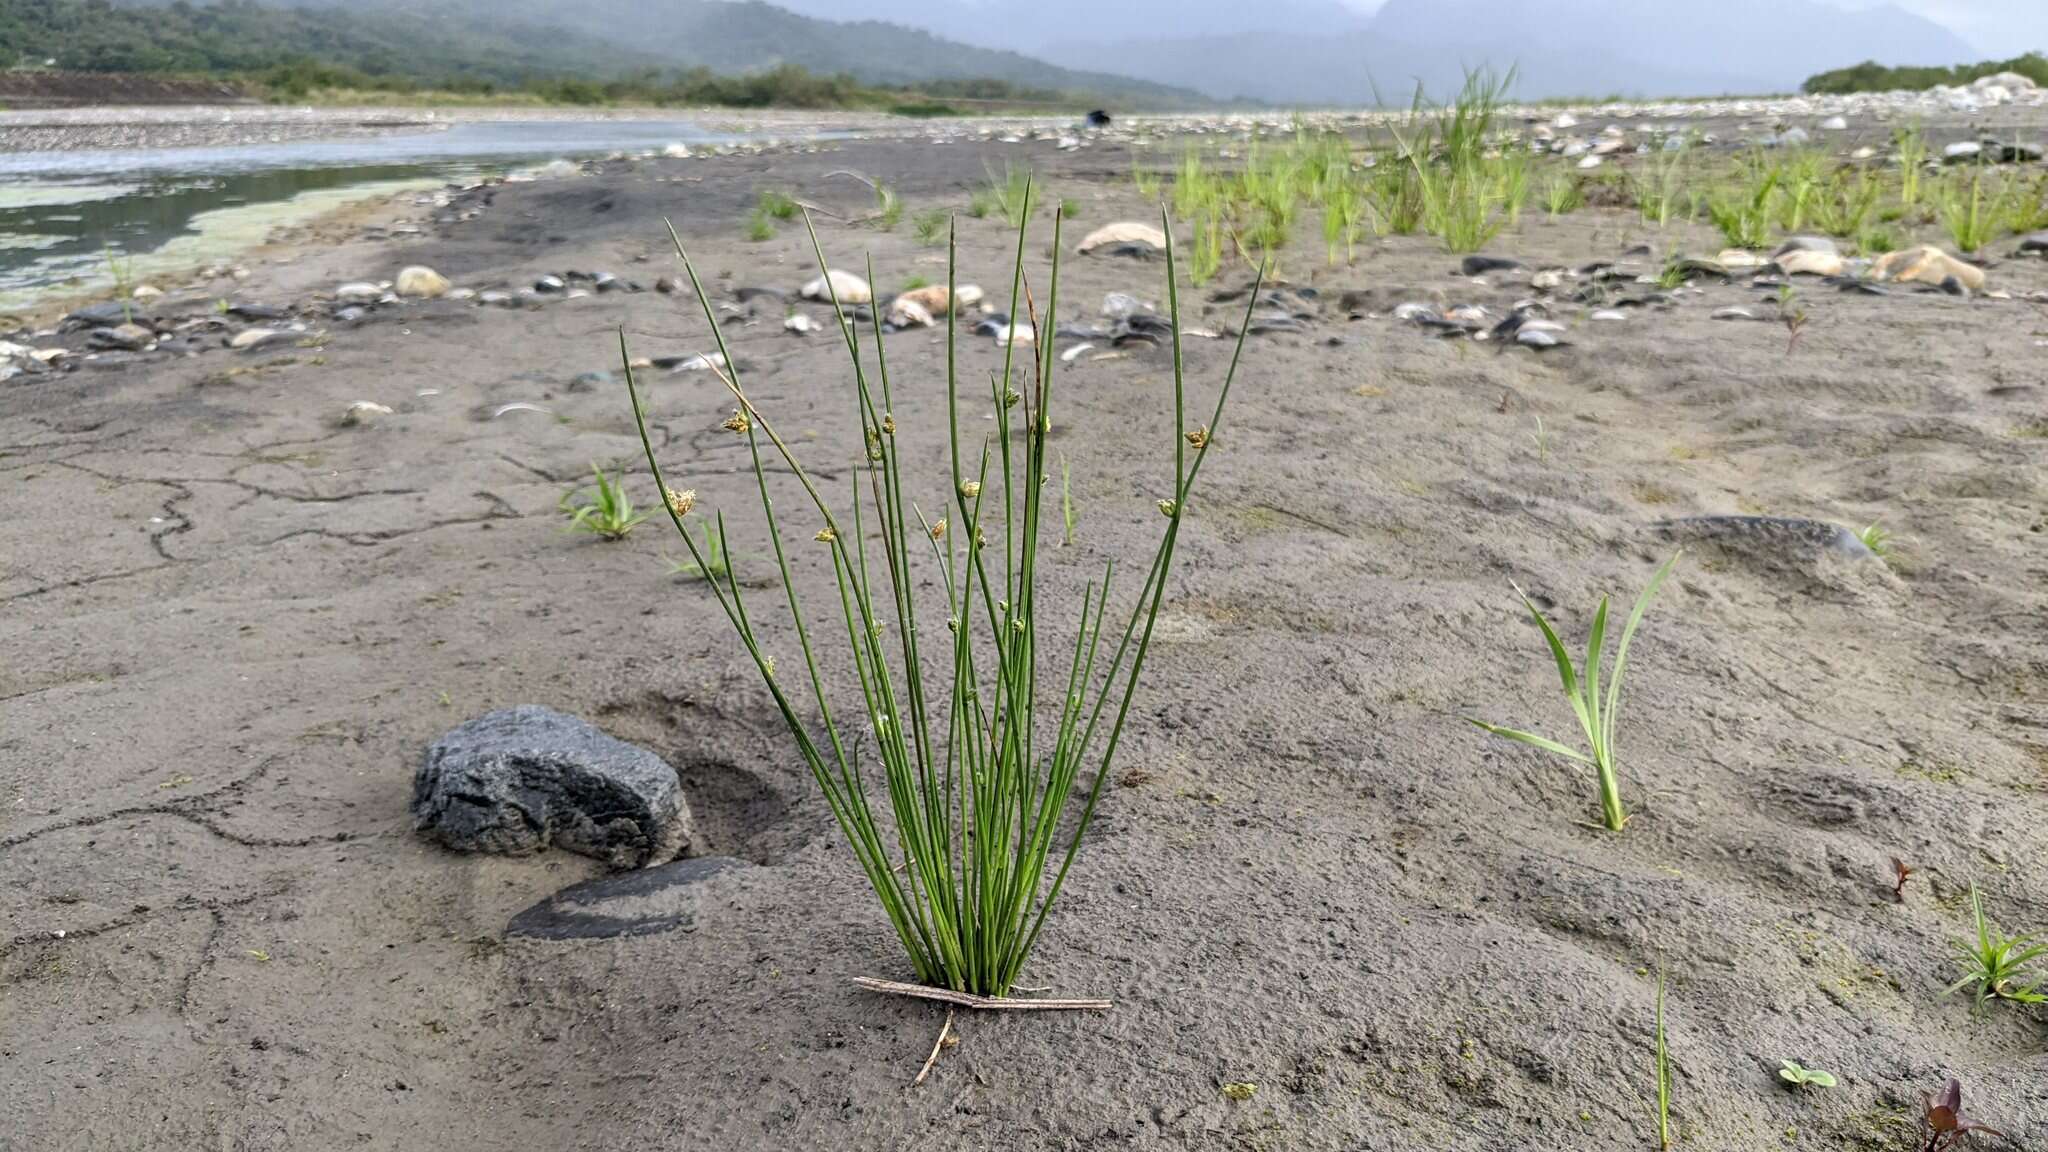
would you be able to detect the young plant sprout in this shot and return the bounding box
[1778,1060,1837,1089]
[1652,969,1673,1151]
[1470,552,1682,832]
[1921,1078,2006,1151]
[561,463,649,540]
[620,191,1260,998]
[1946,886,2046,1011]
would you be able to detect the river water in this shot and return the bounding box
[0,118,798,309]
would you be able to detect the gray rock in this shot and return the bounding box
[1773,236,1838,258]
[507,856,752,940]
[413,705,692,868]
[66,301,137,329]
[2018,232,2048,255]
[477,290,516,307]
[534,275,566,293]
[1461,254,1524,276]
[88,323,154,351]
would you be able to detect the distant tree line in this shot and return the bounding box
[0,0,1069,110]
[1802,52,2048,95]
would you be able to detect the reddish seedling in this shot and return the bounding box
[1921,1078,2005,1152]
[1891,856,1914,902]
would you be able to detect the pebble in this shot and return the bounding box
[535,275,566,293]
[1590,309,1626,321]
[1461,255,1523,276]
[396,266,451,299]
[478,290,515,307]
[90,323,154,351]
[334,282,382,304]
[1820,115,1848,131]
[784,313,819,334]
[800,269,873,305]
[1872,245,1985,293]
[1077,222,1167,254]
[230,328,284,350]
[1711,306,1756,320]
[341,401,394,425]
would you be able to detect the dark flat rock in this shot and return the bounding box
[413,705,693,869]
[506,855,753,940]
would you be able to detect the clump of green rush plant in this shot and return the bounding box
[621,193,1260,998]
[1470,552,1682,832]
[665,522,731,581]
[561,463,649,540]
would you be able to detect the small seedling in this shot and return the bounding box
[1652,969,1673,1151]
[913,210,948,246]
[1921,1078,2005,1151]
[1470,552,1682,832]
[758,190,800,221]
[1858,521,1892,558]
[1221,1082,1257,1101]
[561,463,648,540]
[873,182,902,230]
[1779,1060,1837,1089]
[1946,886,2045,1011]
[664,523,730,581]
[1778,285,1808,355]
[745,210,775,243]
[1892,856,1915,902]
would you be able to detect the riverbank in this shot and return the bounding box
[4,117,2047,1150]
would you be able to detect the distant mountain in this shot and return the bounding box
[1037,0,1981,102]
[446,0,1202,103]
[747,0,1370,57]
[104,0,1205,107]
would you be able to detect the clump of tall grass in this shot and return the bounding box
[1543,173,1583,217]
[1810,165,1883,238]
[1388,69,1516,252]
[984,160,1035,225]
[1938,169,2005,253]
[1894,123,1928,209]
[1632,147,1689,227]
[1706,165,1779,249]
[1469,552,1682,832]
[621,197,1261,998]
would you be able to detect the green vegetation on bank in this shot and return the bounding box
[0,0,1103,111]
[1802,52,2048,95]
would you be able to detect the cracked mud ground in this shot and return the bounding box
[3,136,2046,1150]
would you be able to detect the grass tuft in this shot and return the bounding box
[620,194,1261,997]
[1946,886,2046,1011]
[1470,552,1682,832]
[561,463,649,540]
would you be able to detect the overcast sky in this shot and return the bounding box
[1330,0,2045,55]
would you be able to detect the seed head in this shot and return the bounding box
[1003,389,1022,409]
[930,518,948,540]
[1157,499,1178,517]
[960,480,982,500]
[881,414,897,436]
[664,488,697,517]
[721,409,751,435]
[815,525,838,543]
[1186,425,1211,448]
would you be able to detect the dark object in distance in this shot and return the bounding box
[1085,109,1111,128]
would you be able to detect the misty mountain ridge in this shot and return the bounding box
[734,0,1982,101]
